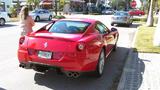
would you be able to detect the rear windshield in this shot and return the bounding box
[114,12,128,16]
[49,21,90,34]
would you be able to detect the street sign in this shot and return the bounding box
[130,0,137,8]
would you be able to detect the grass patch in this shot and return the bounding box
[53,15,65,19]
[134,26,160,53]
[132,16,158,24]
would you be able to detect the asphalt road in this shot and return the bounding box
[0,15,138,90]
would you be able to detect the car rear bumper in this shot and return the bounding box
[111,20,130,24]
[18,49,97,72]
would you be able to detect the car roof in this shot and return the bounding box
[57,18,97,23]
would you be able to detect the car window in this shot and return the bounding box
[49,21,90,34]
[43,10,49,13]
[96,23,108,34]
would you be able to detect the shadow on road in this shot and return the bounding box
[34,47,130,90]
[118,51,145,90]
[0,87,6,90]
[114,23,141,28]
[0,24,17,28]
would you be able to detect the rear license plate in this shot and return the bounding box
[38,51,52,59]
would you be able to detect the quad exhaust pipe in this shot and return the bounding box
[19,63,32,69]
[19,63,25,68]
[19,63,80,78]
[65,71,80,78]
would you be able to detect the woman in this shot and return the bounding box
[19,6,35,36]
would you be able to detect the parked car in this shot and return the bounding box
[0,11,10,26]
[18,18,119,78]
[111,11,133,27]
[102,9,114,15]
[29,9,53,22]
[129,9,145,16]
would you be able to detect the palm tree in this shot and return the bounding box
[146,0,154,26]
[27,0,40,10]
[17,0,20,10]
[33,0,40,9]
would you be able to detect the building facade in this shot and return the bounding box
[0,0,13,12]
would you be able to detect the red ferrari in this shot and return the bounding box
[129,9,145,16]
[18,18,119,78]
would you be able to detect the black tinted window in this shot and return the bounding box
[96,23,108,34]
[49,21,90,34]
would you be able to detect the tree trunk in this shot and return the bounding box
[147,0,151,19]
[146,0,154,27]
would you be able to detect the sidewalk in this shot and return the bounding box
[117,49,160,90]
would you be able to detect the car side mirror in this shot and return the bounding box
[111,28,117,32]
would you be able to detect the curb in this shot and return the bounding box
[117,49,133,90]
[117,25,140,90]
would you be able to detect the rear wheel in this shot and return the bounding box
[111,23,114,26]
[94,49,105,77]
[0,18,5,26]
[126,24,130,27]
[113,35,119,51]
[35,16,40,22]
[113,43,117,51]
[48,15,52,21]
[139,14,142,16]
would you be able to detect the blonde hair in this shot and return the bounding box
[19,6,29,21]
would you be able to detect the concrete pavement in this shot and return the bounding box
[117,30,160,90]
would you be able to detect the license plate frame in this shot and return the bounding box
[38,51,52,59]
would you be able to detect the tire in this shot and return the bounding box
[0,18,5,26]
[126,24,130,27]
[35,16,40,22]
[111,23,114,26]
[94,49,105,77]
[48,15,52,21]
[113,43,117,51]
[113,35,119,51]
[33,66,48,72]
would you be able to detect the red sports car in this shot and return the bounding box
[129,9,145,16]
[18,18,119,78]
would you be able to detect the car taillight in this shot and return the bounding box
[77,42,85,51]
[19,36,25,44]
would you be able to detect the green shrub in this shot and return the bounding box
[9,7,17,18]
[53,15,65,19]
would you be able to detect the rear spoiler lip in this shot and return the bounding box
[29,35,80,42]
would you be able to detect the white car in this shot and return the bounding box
[30,9,53,22]
[0,11,10,26]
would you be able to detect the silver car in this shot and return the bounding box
[0,11,10,26]
[30,9,53,22]
[102,9,114,15]
[111,11,132,27]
